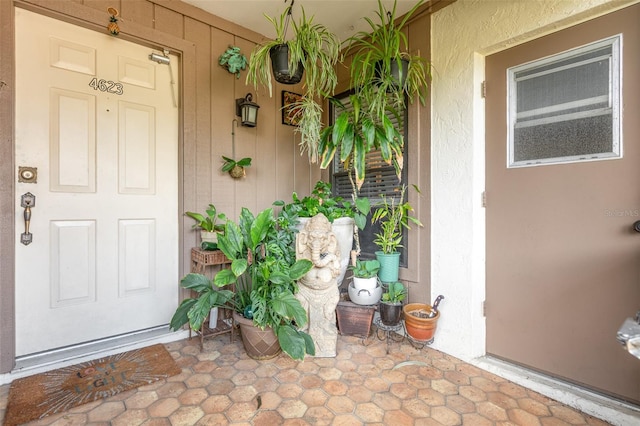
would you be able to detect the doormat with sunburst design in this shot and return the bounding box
[3,344,181,426]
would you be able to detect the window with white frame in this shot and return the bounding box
[507,35,621,167]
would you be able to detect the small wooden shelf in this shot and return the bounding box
[189,247,235,349]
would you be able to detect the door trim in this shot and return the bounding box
[0,0,196,373]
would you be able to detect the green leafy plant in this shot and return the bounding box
[277,181,370,229]
[346,0,431,120]
[221,156,252,179]
[319,95,404,191]
[169,273,234,332]
[218,46,248,78]
[382,281,406,303]
[213,207,315,360]
[246,5,340,162]
[371,184,423,254]
[185,203,227,233]
[350,259,381,278]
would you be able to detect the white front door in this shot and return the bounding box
[14,9,179,356]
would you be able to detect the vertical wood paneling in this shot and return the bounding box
[210,28,235,218]
[184,17,212,236]
[230,37,258,216]
[278,81,306,202]
[120,0,153,28]
[181,44,198,278]
[82,0,117,14]
[153,5,183,38]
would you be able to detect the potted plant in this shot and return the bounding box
[379,281,406,326]
[246,5,340,162]
[404,295,444,342]
[276,181,370,287]
[319,94,404,191]
[345,0,431,121]
[169,273,235,333]
[371,184,422,282]
[185,203,228,246]
[214,207,315,360]
[319,0,431,189]
[350,259,380,291]
[221,155,251,179]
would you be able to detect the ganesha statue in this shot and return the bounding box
[295,213,341,357]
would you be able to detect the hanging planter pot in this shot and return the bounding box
[374,57,409,90]
[270,44,304,85]
[221,156,251,179]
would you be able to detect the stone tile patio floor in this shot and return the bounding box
[0,332,614,425]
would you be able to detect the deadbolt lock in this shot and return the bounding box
[18,166,37,183]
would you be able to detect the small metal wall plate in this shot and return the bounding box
[18,166,37,183]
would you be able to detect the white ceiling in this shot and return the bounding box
[180,0,420,42]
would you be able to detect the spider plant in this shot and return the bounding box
[346,0,431,121]
[246,5,340,163]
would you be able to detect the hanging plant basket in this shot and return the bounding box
[270,44,304,84]
[221,156,251,179]
[374,58,409,91]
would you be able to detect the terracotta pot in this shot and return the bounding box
[233,312,281,360]
[403,303,439,341]
[379,302,403,326]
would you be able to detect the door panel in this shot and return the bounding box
[486,4,640,403]
[15,9,179,356]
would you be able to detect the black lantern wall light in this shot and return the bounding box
[235,93,260,127]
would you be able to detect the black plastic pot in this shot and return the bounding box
[270,44,304,85]
[375,57,409,90]
[379,301,403,326]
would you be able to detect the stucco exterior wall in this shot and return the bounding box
[430,0,640,361]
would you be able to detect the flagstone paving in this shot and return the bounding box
[0,333,617,425]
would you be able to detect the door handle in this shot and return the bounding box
[20,192,35,245]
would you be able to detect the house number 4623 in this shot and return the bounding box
[88,78,124,95]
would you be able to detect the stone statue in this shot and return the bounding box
[296,213,341,357]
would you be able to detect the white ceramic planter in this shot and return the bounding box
[348,281,382,305]
[352,276,378,291]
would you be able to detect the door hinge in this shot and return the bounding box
[482,301,487,317]
[481,191,487,208]
[481,81,486,98]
